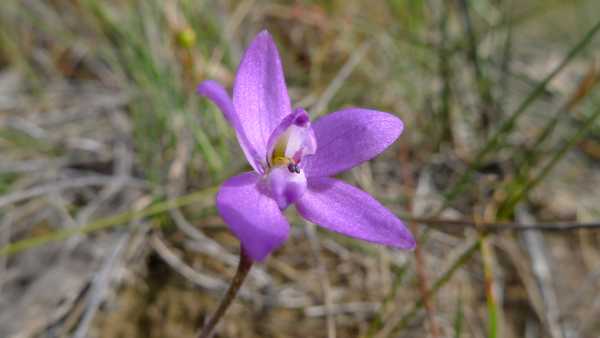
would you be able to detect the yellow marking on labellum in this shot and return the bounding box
[271,156,291,166]
[268,127,305,174]
[270,132,290,167]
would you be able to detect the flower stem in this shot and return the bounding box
[198,247,253,338]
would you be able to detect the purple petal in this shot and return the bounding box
[302,108,404,177]
[233,30,292,159]
[267,166,307,210]
[285,109,317,163]
[197,80,264,173]
[266,108,316,166]
[216,172,290,261]
[295,177,415,249]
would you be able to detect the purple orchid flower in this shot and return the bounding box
[197,30,415,262]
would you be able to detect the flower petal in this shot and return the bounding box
[216,172,290,261]
[233,30,292,160]
[267,166,307,210]
[302,108,404,177]
[285,109,317,163]
[197,80,263,173]
[266,108,316,166]
[295,177,415,249]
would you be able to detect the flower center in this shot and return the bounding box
[266,109,316,172]
[269,138,303,174]
[264,108,316,209]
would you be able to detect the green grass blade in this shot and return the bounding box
[499,104,600,216]
[453,290,464,338]
[0,186,218,257]
[481,236,499,338]
[442,19,600,209]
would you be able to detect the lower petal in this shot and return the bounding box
[295,177,415,249]
[216,172,290,261]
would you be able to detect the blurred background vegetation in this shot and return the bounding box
[1,1,599,337]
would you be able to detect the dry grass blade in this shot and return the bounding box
[516,206,565,338]
[372,239,482,338]
[399,146,440,337]
[306,222,337,338]
[150,232,228,293]
[0,176,146,209]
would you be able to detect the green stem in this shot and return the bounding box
[198,248,253,338]
[481,235,499,338]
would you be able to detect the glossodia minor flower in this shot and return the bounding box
[197,30,415,261]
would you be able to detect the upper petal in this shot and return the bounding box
[216,172,290,261]
[197,80,263,173]
[295,177,415,249]
[233,30,292,160]
[302,108,404,177]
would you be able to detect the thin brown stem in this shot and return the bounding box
[404,217,600,232]
[398,145,440,337]
[198,247,253,338]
